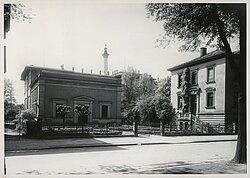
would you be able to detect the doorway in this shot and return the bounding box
[190,94,197,115]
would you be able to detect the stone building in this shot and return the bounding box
[21,48,122,125]
[168,48,239,132]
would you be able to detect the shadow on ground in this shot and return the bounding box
[5,136,127,157]
[99,160,247,174]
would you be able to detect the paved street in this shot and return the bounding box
[5,135,246,175]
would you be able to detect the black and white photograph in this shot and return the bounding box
[1,0,248,176]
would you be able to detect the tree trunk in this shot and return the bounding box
[160,121,165,136]
[63,117,65,129]
[213,4,246,164]
[133,121,138,137]
[233,4,246,164]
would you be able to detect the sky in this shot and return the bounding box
[4,0,238,104]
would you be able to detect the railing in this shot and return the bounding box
[175,111,231,134]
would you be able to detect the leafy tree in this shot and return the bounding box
[4,3,33,35]
[138,73,156,97]
[56,104,71,129]
[16,109,36,130]
[74,104,91,134]
[127,107,141,136]
[121,67,141,111]
[146,3,246,163]
[135,95,157,125]
[4,78,18,120]
[155,77,171,99]
[121,68,156,123]
[154,96,175,135]
[4,78,16,105]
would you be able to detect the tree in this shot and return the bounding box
[4,78,18,120]
[155,77,171,99]
[138,73,156,97]
[56,104,71,129]
[135,95,157,125]
[121,67,141,111]
[146,3,246,163]
[4,3,33,34]
[74,104,91,134]
[154,96,175,135]
[154,78,175,134]
[127,107,141,136]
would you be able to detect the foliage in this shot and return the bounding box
[154,96,175,123]
[121,67,141,110]
[121,67,157,124]
[146,3,240,51]
[4,78,17,105]
[16,109,36,121]
[146,3,246,163]
[134,77,174,125]
[4,4,33,23]
[56,104,71,118]
[74,104,91,125]
[4,78,24,120]
[127,106,141,123]
[180,68,191,113]
[138,73,156,97]
[135,95,157,124]
[155,77,171,99]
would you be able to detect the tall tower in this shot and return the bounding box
[102,45,109,75]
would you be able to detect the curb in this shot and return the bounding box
[5,139,237,153]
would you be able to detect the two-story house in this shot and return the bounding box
[168,48,239,132]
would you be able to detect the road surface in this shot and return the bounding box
[5,140,237,175]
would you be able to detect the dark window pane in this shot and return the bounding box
[207,67,214,82]
[178,96,182,109]
[207,92,214,107]
[178,74,182,87]
[102,105,108,118]
[191,71,197,85]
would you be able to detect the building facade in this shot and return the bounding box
[21,65,122,125]
[168,48,239,132]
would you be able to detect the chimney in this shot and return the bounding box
[200,47,207,56]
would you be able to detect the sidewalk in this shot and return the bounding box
[5,134,237,152]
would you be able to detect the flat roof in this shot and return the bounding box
[21,65,121,82]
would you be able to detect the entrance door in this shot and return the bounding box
[190,94,197,115]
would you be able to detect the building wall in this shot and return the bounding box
[24,67,122,124]
[171,57,226,125]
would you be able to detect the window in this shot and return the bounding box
[55,103,64,118]
[205,87,215,109]
[52,99,66,117]
[207,66,215,83]
[100,103,111,119]
[191,70,198,85]
[207,92,214,107]
[101,105,108,118]
[178,73,182,88]
[177,96,183,109]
